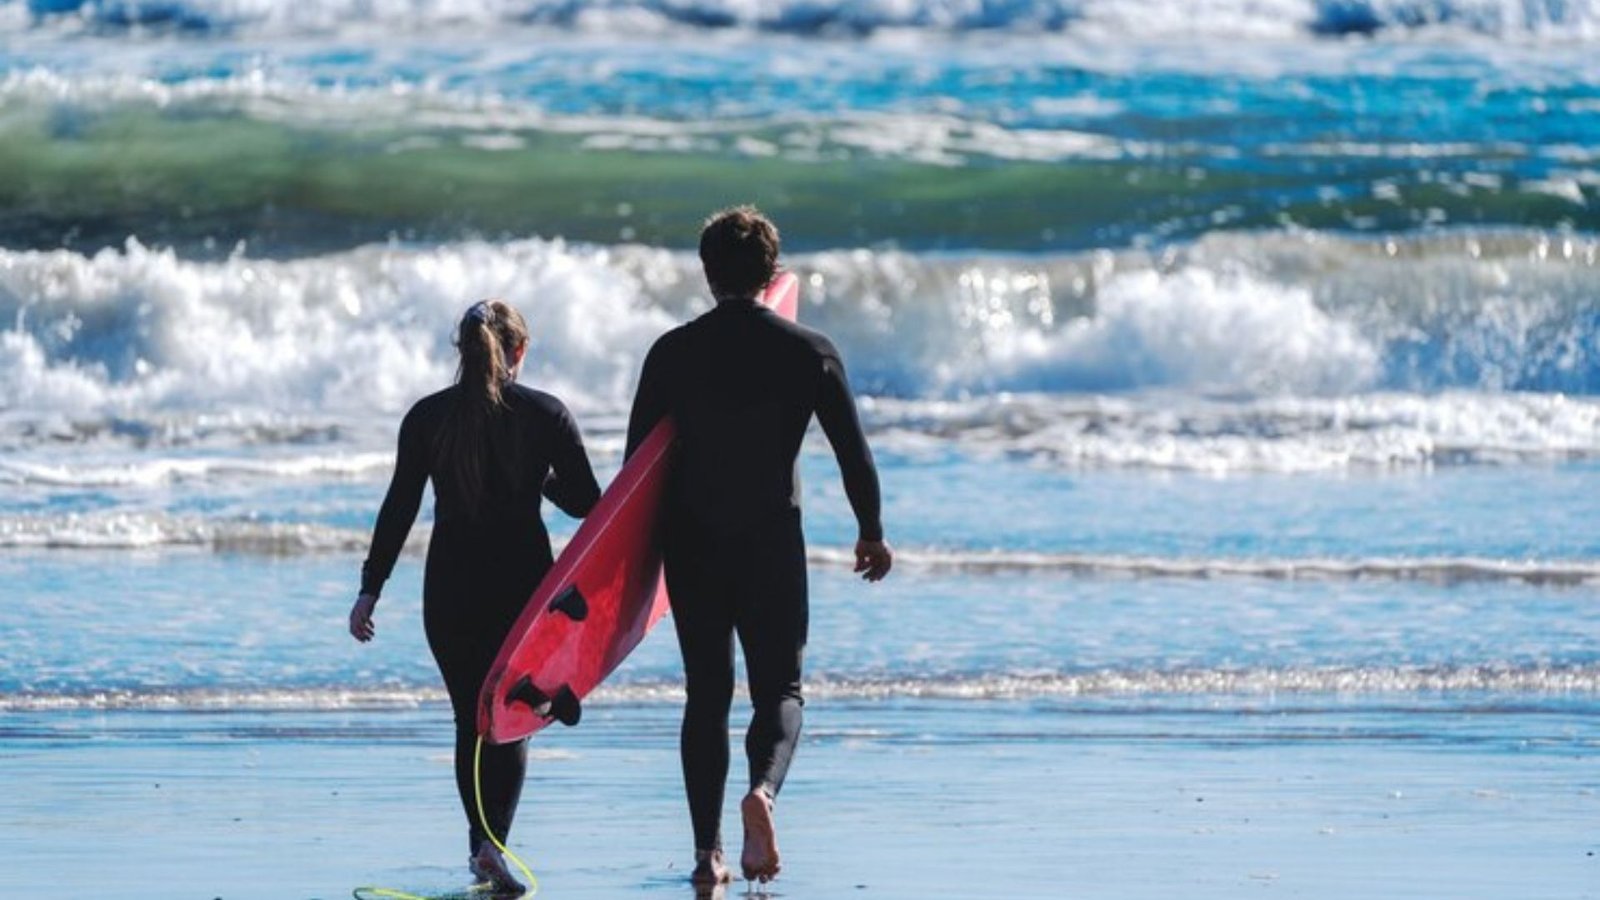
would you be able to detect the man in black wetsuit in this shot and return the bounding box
[625,207,893,888]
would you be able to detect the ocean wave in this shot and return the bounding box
[0,64,1596,253]
[4,512,1596,587]
[0,68,1138,166]
[0,237,681,419]
[8,0,1600,39]
[863,391,1600,471]
[4,664,1595,711]
[2,232,1599,445]
[808,230,1600,398]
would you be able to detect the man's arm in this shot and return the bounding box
[815,348,891,580]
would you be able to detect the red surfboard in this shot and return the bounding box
[478,273,801,744]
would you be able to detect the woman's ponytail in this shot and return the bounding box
[436,300,530,516]
[459,301,513,409]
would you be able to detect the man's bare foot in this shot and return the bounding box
[690,848,732,889]
[739,789,782,883]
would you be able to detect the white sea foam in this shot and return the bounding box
[0,452,395,487]
[3,664,1595,711]
[0,237,683,420]
[996,266,1383,394]
[813,545,1600,585]
[4,511,1596,587]
[799,231,1600,399]
[0,512,428,552]
[2,231,1597,471]
[862,391,1600,471]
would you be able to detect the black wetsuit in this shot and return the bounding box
[626,297,882,853]
[362,382,599,852]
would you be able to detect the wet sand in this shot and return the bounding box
[0,698,1594,899]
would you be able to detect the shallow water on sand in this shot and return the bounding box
[1,701,1595,899]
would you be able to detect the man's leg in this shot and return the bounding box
[739,571,807,796]
[665,543,737,882]
[734,511,809,882]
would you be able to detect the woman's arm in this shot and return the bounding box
[358,407,430,602]
[543,404,601,518]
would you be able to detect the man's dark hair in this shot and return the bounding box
[699,206,780,300]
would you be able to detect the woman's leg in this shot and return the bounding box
[424,586,529,853]
[453,727,527,848]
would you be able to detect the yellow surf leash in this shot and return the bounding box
[353,736,539,900]
[471,735,540,895]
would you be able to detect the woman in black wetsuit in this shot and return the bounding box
[349,299,600,895]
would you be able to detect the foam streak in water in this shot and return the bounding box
[3,664,1596,711]
[864,392,1600,471]
[3,511,1597,587]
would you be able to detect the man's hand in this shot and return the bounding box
[349,593,379,642]
[853,539,893,582]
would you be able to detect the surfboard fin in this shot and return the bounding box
[507,676,553,718]
[548,584,589,622]
[549,685,582,727]
[506,676,582,728]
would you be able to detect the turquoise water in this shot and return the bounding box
[3,457,1597,705]
[0,3,1597,894]
[1,37,1599,251]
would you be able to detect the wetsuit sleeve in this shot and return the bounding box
[625,338,672,460]
[542,404,601,518]
[815,348,884,542]
[360,407,429,598]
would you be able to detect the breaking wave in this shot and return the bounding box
[1,231,1597,472]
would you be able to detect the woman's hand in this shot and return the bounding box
[349,593,379,642]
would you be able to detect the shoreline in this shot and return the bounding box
[2,700,1594,899]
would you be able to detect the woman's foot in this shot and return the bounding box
[470,840,527,897]
[739,789,782,884]
[690,847,732,890]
